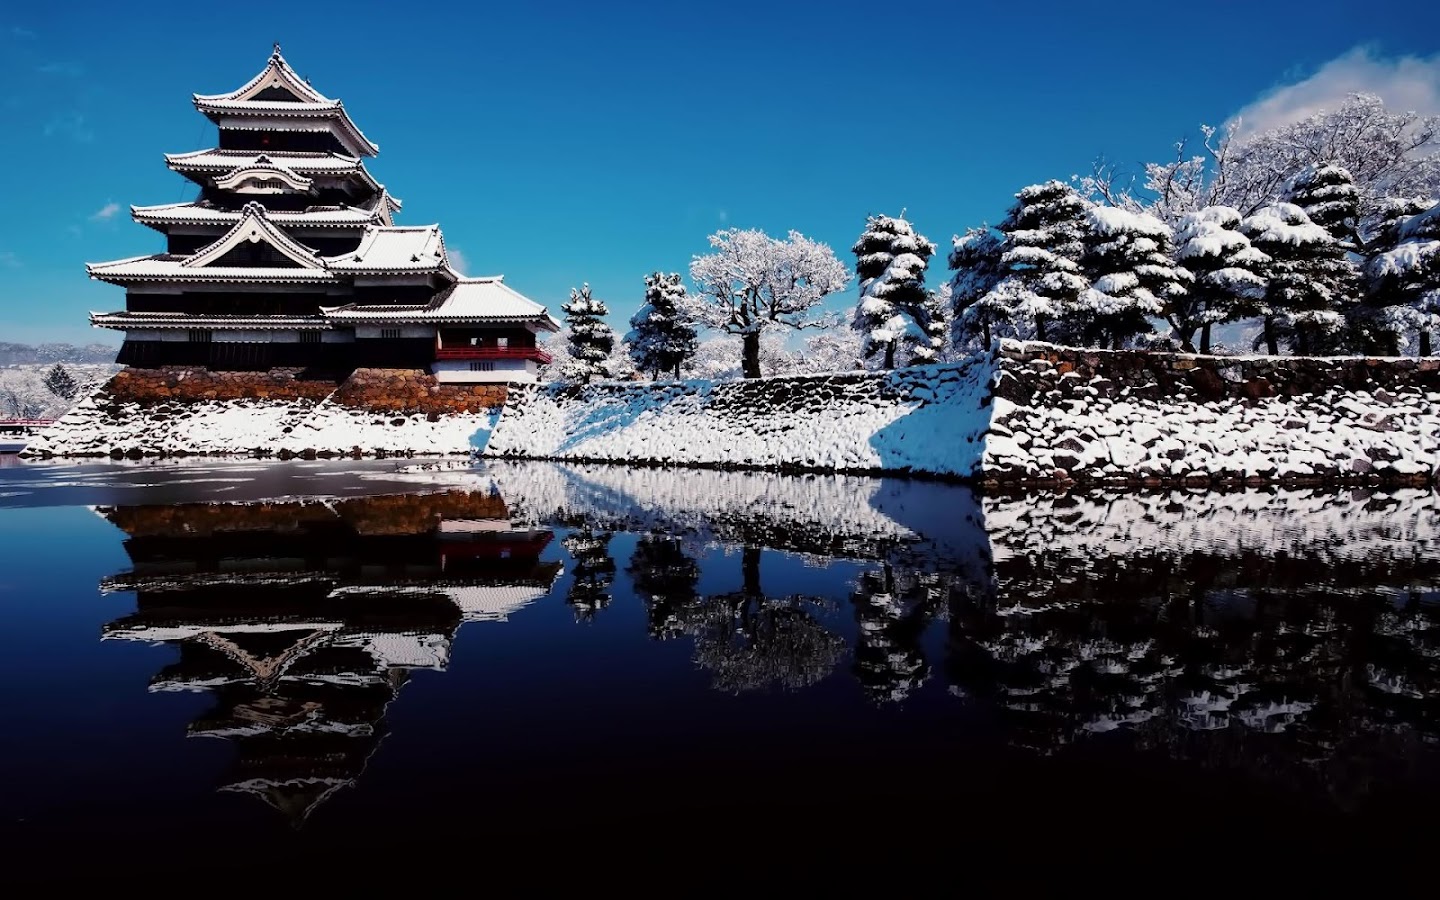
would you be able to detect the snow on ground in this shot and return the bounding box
[485,353,998,477]
[27,392,498,457]
[0,363,119,419]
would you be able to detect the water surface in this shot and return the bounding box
[3,458,1438,866]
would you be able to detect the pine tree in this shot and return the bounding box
[42,364,79,401]
[560,283,615,383]
[1241,203,1356,355]
[850,214,937,368]
[1283,163,1362,250]
[1170,206,1270,353]
[1077,206,1184,349]
[947,226,1009,349]
[992,181,1090,343]
[1364,200,1440,356]
[911,289,948,364]
[626,272,698,380]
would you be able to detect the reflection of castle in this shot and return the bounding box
[99,491,561,822]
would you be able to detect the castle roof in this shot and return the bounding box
[193,46,378,156]
[322,276,561,329]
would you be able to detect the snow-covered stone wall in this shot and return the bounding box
[26,367,505,458]
[484,354,998,477]
[486,342,1439,485]
[985,343,1440,488]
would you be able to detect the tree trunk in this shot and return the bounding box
[742,332,761,379]
[674,360,683,380]
[1295,328,1311,357]
[1035,315,1049,343]
[1199,323,1212,355]
[982,321,991,347]
[1422,331,1433,358]
[1263,316,1279,356]
[1111,333,1122,351]
[883,341,896,370]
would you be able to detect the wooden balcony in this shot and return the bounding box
[434,346,552,364]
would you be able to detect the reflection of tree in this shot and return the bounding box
[945,547,1440,804]
[626,534,700,640]
[676,547,845,694]
[851,564,947,705]
[563,527,616,622]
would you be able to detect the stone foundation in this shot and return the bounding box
[27,366,509,458]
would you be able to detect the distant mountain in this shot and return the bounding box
[0,342,119,365]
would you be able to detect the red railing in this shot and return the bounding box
[0,419,56,428]
[434,346,552,364]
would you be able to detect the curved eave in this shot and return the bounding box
[130,206,379,233]
[91,312,333,330]
[165,151,382,193]
[87,266,339,286]
[194,100,379,156]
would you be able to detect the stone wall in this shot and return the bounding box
[28,366,508,458]
[485,343,1439,486]
[97,366,507,415]
[983,343,1440,489]
[483,355,996,476]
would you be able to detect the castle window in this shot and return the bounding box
[188,329,213,343]
[299,331,322,344]
[380,328,401,339]
[470,361,495,372]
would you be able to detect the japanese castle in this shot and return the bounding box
[88,46,558,383]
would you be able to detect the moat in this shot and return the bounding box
[2,458,1438,867]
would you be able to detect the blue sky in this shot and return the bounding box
[2,0,1439,345]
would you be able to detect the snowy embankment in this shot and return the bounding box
[27,382,499,457]
[25,367,509,457]
[484,353,997,477]
[984,343,1440,486]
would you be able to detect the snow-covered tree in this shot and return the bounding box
[1169,206,1270,352]
[1283,163,1361,250]
[1241,203,1356,355]
[988,181,1091,343]
[685,228,850,378]
[1076,206,1183,349]
[1082,94,1440,225]
[626,272,698,380]
[911,288,948,364]
[1364,200,1440,356]
[947,226,1009,349]
[850,214,937,368]
[798,329,864,372]
[42,364,79,401]
[560,283,615,383]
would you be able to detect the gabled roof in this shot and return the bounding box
[91,311,333,331]
[184,202,326,269]
[212,154,314,193]
[323,224,448,274]
[165,149,382,194]
[196,45,334,105]
[192,45,378,157]
[130,201,382,232]
[322,276,561,330]
[365,189,402,226]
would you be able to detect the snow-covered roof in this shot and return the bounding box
[322,276,560,329]
[131,201,382,231]
[166,149,382,193]
[91,311,332,330]
[322,224,448,274]
[87,254,339,285]
[192,46,378,156]
[212,154,314,193]
[184,202,326,270]
[196,45,334,105]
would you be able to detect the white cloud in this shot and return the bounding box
[447,247,469,275]
[1233,46,1440,138]
[0,250,19,268]
[9,26,37,40]
[43,111,93,142]
[718,209,729,223]
[37,61,84,77]
[89,201,120,222]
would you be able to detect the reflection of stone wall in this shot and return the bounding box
[105,490,512,538]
